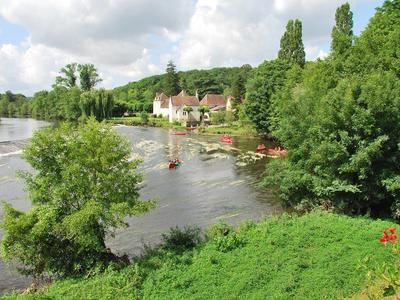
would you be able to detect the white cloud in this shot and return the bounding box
[178,0,363,69]
[0,0,194,94]
[0,0,379,95]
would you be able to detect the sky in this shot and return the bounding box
[0,0,384,96]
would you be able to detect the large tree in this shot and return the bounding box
[331,3,353,58]
[163,61,180,96]
[0,119,154,278]
[278,19,306,67]
[78,64,102,91]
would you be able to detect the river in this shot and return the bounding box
[0,118,281,294]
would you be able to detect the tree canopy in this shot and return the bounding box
[278,19,306,67]
[265,0,400,220]
[331,3,353,58]
[163,61,180,96]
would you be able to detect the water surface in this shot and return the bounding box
[0,119,281,294]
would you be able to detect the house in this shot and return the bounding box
[153,90,200,124]
[153,92,170,118]
[153,91,234,123]
[168,90,200,123]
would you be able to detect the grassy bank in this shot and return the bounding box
[108,117,258,137]
[199,124,257,137]
[3,211,398,299]
[107,117,184,129]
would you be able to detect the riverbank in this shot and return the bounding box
[2,211,398,299]
[107,117,258,137]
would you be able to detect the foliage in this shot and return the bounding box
[360,227,400,298]
[55,63,78,89]
[265,0,400,219]
[0,91,29,117]
[182,105,193,115]
[139,111,149,124]
[163,61,180,96]
[244,59,291,133]
[211,111,226,125]
[278,19,306,67]
[161,226,202,251]
[78,64,102,91]
[331,3,354,59]
[4,212,398,299]
[80,89,113,121]
[0,118,154,278]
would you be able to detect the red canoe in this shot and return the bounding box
[186,127,196,131]
[220,134,233,144]
[172,132,187,136]
[267,147,288,157]
[256,144,267,153]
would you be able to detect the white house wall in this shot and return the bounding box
[169,105,200,123]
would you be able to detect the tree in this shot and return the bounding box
[331,3,353,58]
[278,19,306,67]
[183,105,193,118]
[231,72,246,102]
[0,119,154,278]
[55,63,78,88]
[78,64,102,91]
[194,75,223,99]
[80,89,114,121]
[264,0,400,220]
[198,105,210,123]
[244,60,291,133]
[163,61,180,96]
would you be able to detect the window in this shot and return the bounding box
[183,111,186,115]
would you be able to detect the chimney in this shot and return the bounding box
[195,89,199,100]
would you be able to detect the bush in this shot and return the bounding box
[161,226,202,251]
[206,222,245,252]
[140,112,149,124]
[158,114,163,118]
[211,111,225,125]
[0,118,154,278]
[172,120,181,126]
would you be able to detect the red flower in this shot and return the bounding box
[379,228,398,244]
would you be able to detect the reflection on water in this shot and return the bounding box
[0,122,281,294]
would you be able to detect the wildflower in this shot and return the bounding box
[379,228,398,244]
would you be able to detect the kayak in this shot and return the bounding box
[220,134,233,144]
[256,144,267,153]
[267,147,288,157]
[169,161,182,169]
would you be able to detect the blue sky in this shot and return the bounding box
[0,0,386,95]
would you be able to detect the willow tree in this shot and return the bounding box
[80,89,113,121]
[278,19,306,67]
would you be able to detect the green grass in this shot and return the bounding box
[2,211,398,300]
[107,117,184,129]
[199,124,257,136]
